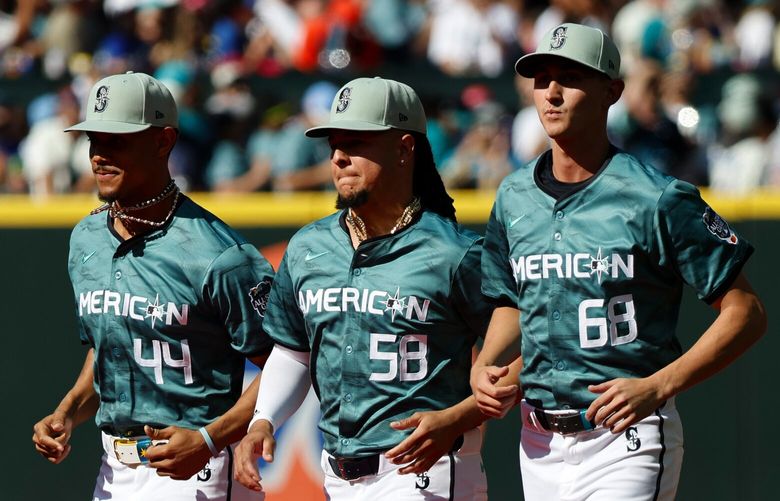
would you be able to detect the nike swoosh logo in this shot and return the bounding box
[305,251,330,262]
[508,214,526,228]
[82,251,97,263]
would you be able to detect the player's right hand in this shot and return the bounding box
[470,365,518,418]
[233,420,275,491]
[32,409,74,464]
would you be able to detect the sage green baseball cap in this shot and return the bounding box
[305,77,426,137]
[65,71,178,133]
[515,23,621,80]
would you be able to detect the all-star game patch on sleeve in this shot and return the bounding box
[481,185,519,307]
[655,180,754,304]
[261,253,310,351]
[452,238,494,337]
[203,243,275,356]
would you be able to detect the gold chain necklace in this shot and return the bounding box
[346,196,421,244]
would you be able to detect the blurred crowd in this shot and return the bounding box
[1,0,780,197]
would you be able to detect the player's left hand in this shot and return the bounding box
[143,425,212,480]
[585,377,664,434]
[384,409,462,475]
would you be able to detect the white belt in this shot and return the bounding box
[100,431,167,466]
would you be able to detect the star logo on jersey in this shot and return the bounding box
[380,287,407,321]
[589,247,610,283]
[145,294,165,328]
[415,472,430,490]
[625,427,641,452]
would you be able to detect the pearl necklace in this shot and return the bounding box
[90,180,181,228]
[346,197,421,244]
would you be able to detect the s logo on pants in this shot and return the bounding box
[625,427,641,452]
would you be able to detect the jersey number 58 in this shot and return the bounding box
[369,333,428,382]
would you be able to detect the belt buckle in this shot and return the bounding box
[553,414,579,435]
[113,437,167,466]
[328,455,379,481]
[550,411,594,435]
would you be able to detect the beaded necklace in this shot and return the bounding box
[346,196,421,244]
[90,180,181,228]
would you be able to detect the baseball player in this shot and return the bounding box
[470,23,767,500]
[233,77,493,500]
[31,72,274,500]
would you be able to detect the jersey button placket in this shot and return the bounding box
[549,207,567,398]
[340,263,362,454]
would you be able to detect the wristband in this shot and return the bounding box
[198,426,220,457]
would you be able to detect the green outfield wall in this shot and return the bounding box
[2,190,777,500]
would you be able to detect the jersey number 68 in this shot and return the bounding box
[578,294,638,348]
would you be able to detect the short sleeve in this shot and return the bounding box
[68,223,94,346]
[451,239,495,337]
[656,180,754,303]
[481,191,518,306]
[262,253,310,351]
[203,244,275,356]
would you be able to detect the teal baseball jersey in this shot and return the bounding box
[482,150,753,409]
[68,196,274,433]
[262,210,492,458]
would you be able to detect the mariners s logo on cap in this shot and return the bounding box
[550,26,567,50]
[336,87,352,113]
[94,86,110,113]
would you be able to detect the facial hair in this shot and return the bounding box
[97,192,117,203]
[336,190,369,209]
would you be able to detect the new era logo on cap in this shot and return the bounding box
[65,71,178,134]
